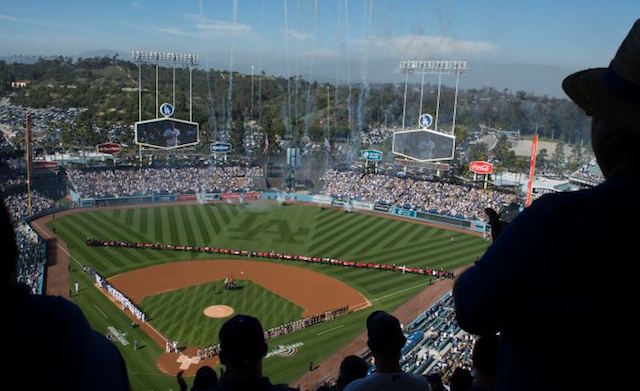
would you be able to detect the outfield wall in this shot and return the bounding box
[42,191,488,234]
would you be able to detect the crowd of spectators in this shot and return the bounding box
[569,159,605,186]
[2,191,55,224]
[67,166,264,198]
[321,169,515,220]
[360,126,396,145]
[0,168,26,191]
[14,223,46,294]
[1,191,53,295]
[401,294,475,384]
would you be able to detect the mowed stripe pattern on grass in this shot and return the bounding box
[140,280,303,346]
[48,203,488,299]
[46,203,489,387]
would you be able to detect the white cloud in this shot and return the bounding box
[196,21,251,33]
[283,28,309,41]
[183,13,251,34]
[151,26,198,38]
[0,13,86,33]
[0,14,26,23]
[366,35,496,58]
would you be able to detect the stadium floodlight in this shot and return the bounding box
[131,50,200,124]
[400,60,468,75]
[399,59,468,134]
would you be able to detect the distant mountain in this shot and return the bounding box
[233,58,571,98]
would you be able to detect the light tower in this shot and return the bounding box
[399,60,468,133]
[130,51,200,122]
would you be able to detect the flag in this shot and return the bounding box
[263,134,269,155]
[324,137,331,153]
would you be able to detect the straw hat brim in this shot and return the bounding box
[562,68,640,132]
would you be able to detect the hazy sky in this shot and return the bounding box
[0,1,638,79]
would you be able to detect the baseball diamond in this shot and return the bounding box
[34,201,489,389]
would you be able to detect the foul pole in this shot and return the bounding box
[25,113,33,215]
[525,134,539,207]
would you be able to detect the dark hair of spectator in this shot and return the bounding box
[336,355,368,390]
[366,311,406,355]
[192,366,217,391]
[449,367,473,391]
[425,373,445,391]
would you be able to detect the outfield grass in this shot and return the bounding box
[140,280,304,347]
[49,202,489,390]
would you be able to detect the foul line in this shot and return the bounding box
[94,304,108,318]
[370,280,433,304]
[317,324,345,336]
[31,220,84,268]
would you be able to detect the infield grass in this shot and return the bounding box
[140,280,304,347]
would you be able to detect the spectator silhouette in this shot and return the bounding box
[453,19,640,391]
[216,314,295,390]
[470,335,499,391]
[177,367,217,391]
[424,373,445,391]
[449,367,473,391]
[344,311,430,390]
[335,355,368,390]
[3,200,131,391]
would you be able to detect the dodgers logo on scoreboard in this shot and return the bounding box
[419,113,433,129]
[160,102,175,117]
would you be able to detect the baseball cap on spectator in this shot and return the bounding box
[219,315,267,366]
[366,311,406,355]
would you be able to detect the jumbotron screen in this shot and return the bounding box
[134,118,199,149]
[392,129,455,161]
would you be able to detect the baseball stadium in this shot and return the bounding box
[3,3,632,391]
[30,196,490,389]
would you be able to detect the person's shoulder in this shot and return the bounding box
[344,372,428,391]
[20,294,86,322]
[396,373,430,389]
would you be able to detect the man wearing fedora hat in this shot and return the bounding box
[453,19,639,391]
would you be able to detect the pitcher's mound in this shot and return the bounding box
[204,305,234,318]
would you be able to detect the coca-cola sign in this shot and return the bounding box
[97,142,121,154]
[469,161,493,174]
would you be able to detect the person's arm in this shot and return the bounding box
[454,206,543,335]
[176,371,187,391]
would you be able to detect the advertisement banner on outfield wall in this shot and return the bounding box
[295,194,314,202]
[416,211,472,228]
[221,192,241,200]
[245,192,263,200]
[177,194,197,201]
[204,193,221,201]
[153,195,177,203]
[220,192,263,200]
[352,200,374,210]
[392,207,417,218]
[262,192,278,200]
[373,203,391,212]
[312,195,332,205]
[471,221,487,232]
[331,199,348,207]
